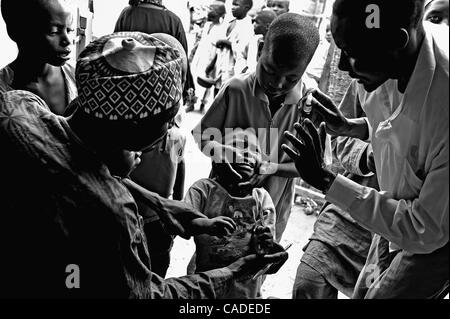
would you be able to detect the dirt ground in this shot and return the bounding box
[165,110,332,299]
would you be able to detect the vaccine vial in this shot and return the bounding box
[303,92,313,114]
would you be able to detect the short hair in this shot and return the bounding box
[333,0,426,30]
[1,0,66,41]
[263,13,320,66]
[256,8,277,25]
[210,1,226,16]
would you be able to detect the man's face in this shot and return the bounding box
[267,0,289,16]
[331,15,400,92]
[424,0,449,26]
[256,48,306,97]
[28,0,74,66]
[232,0,249,19]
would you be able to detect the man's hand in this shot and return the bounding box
[210,144,245,182]
[282,119,337,193]
[227,243,288,280]
[212,144,260,183]
[191,216,237,237]
[308,89,352,136]
[238,172,269,192]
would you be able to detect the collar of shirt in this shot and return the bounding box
[251,72,304,106]
[360,23,444,126]
[400,23,439,121]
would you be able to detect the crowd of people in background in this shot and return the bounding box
[0,0,448,299]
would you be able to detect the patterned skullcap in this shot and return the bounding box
[74,32,183,122]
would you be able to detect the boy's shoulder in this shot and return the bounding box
[190,178,221,191]
[224,73,256,95]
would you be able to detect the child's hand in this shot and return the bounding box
[192,217,237,237]
[207,216,237,237]
[251,226,274,255]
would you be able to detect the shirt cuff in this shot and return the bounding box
[364,117,372,142]
[354,144,375,177]
[325,174,366,212]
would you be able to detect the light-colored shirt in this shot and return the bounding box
[185,178,276,299]
[326,24,449,254]
[193,72,314,241]
[191,21,227,79]
[216,16,255,86]
[241,34,264,74]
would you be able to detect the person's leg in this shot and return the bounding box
[364,242,449,299]
[293,261,338,299]
[352,234,392,299]
[354,235,449,299]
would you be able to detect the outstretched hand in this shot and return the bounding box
[308,89,352,136]
[282,119,336,193]
[227,242,288,280]
[192,216,237,237]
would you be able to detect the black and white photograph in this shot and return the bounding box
[0,0,448,311]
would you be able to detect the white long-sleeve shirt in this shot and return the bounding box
[326,23,449,254]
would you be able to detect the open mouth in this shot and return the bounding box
[58,51,71,60]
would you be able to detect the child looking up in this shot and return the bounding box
[185,159,277,299]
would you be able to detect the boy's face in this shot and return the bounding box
[331,15,400,92]
[21,0,74,66]
[424,0,449,26]
[253,16,269,35]
[232,0,250,19]
[207,4,224,22]
[256,48,306,97]
[267,0,289,16]
[105,150,142,178]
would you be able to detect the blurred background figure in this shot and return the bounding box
[306,22,332,84]
[114,0,197,113]
[190,1,227,113]
[266,0,289,16]
[243,8,277,73]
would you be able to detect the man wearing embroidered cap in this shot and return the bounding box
[0,32,287,298]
